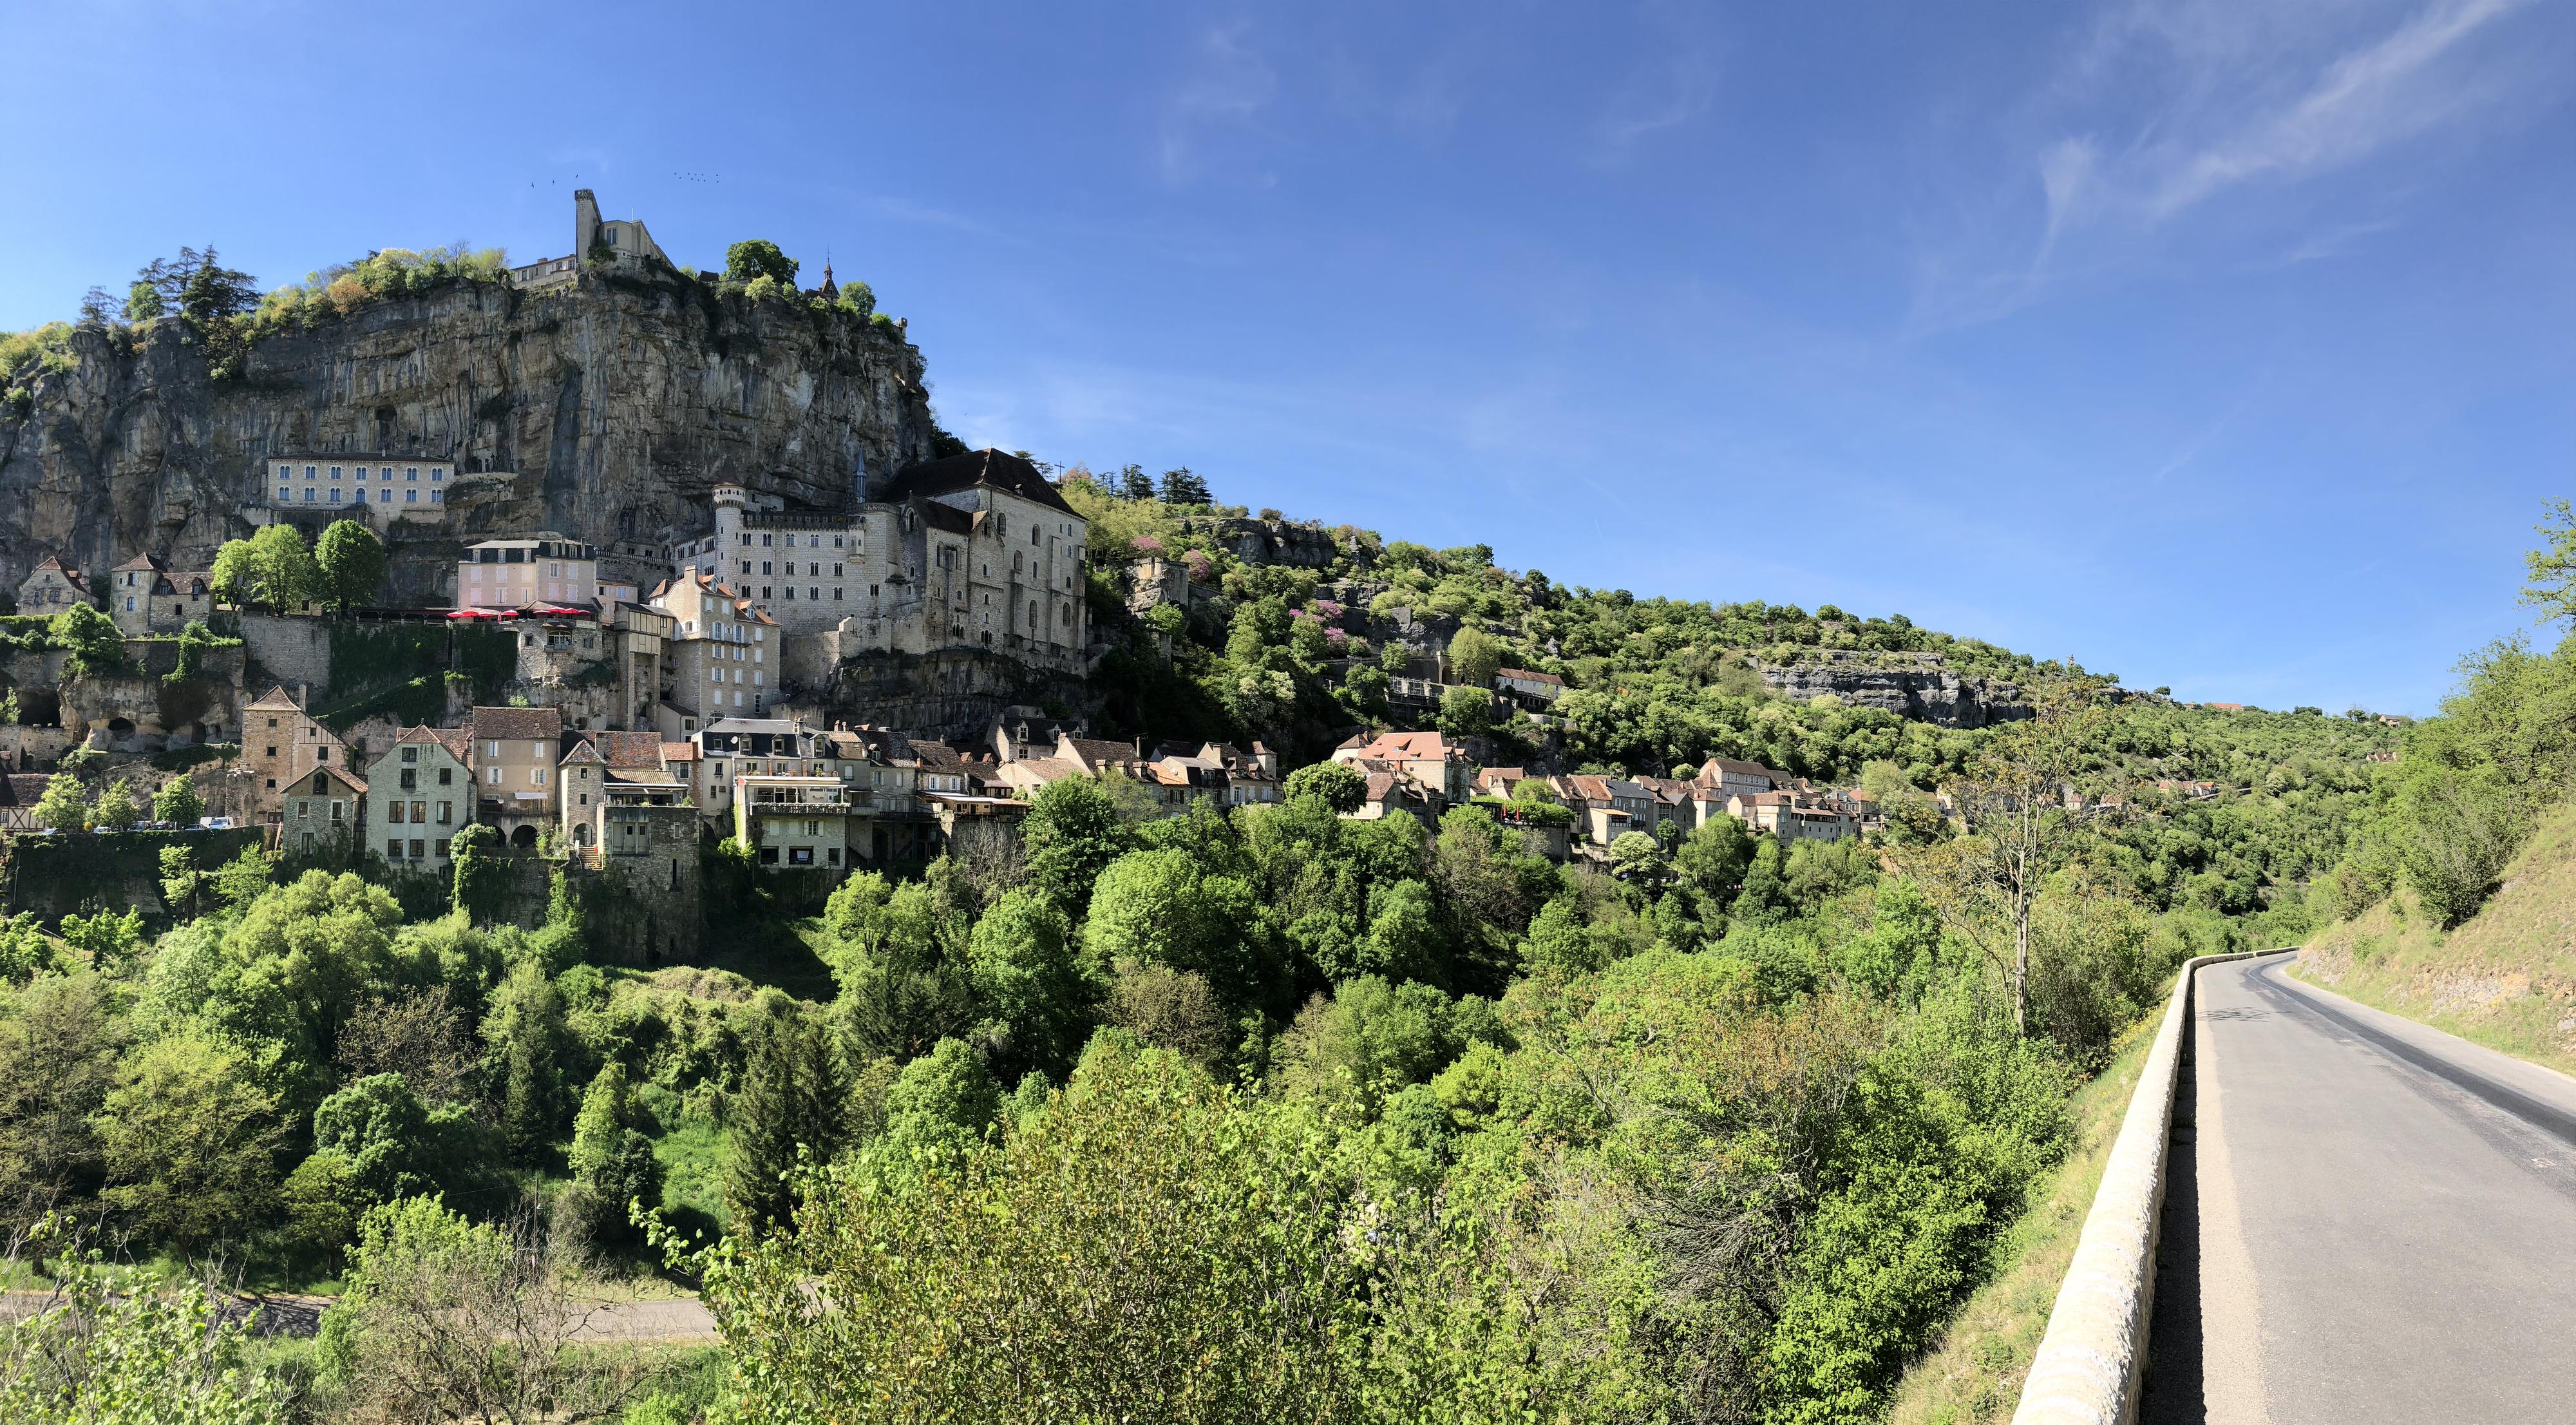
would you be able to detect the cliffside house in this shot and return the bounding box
[281,765,366,856]
[1694,757,1782,798]
[647,571,779,717]
[365,727,471,869]
[510,188,667,289]
[265,455,454,519]
[1725,791,1857,843]
[16,555,89,612]
[1495,667,1565,704]
[108,555,214,636]
[733,775,858,871]
[992,705,1082,763]
[1331,731,1476,805]
[558,731,683,850]
[468,705,565,847]
[459,535,601,612]
[245,685,348,822]
[1559,775,1659,845]
[1349,767,1441,827]
[662,450,1090,667]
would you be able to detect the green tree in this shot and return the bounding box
[0,1243,292,1423]
[1117,464,1154,500]
[48,604,124,678]
[965,891,1095,1082]
[2517,495,2575,629]
[0,971,123,1232]
[1157,466,1211,506]
[1675,815,1756,902]
[246,524,320,609]
[1020,775,1133,915]
[1439,683,1494,736]
[483,964,573,1167]
[0,914,55,985]
[211,844,274,906]
[1282,760,1367,814]
[1084,848,1274,1011]
[152,775,204,826]
[313,519,388,611]
[1609,830,1667,883]
[1446,625,1504,687]
[92,1029,281,1256]
[567,1062,661,1239]
[56,906,141,966]
[31,774,86,832]
[88,779,137,830]
[208,539,257,607]
[880,1037,999,1162]
[724,1010,849,1234]
[723,239,799,286]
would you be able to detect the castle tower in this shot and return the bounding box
[712,484,749,563]
[819,262,838,300]
[574,189,601,258]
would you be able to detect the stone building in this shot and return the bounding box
[244,685,349,821]
[647,571,779,717]
[732,775,859,872]
[15,555,88,613]
[281,764,366,856]
[663,448,1089,667]
[365,726,471,869]
[107,555,214,636]
[261,454,455,521]
[591,801,701,961]
[459,534,600,611]
[468,705,564,846]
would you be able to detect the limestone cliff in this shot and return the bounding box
[1757,658,2031,729]
[0,266,936,606]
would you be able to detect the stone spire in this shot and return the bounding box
[819,262,838,300]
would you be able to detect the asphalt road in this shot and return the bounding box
[2144,955,2576,1425]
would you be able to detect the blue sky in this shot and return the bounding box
[6,1,2570,713]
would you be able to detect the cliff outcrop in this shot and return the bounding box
[0,266,936,606]
[1757,659,2030,729]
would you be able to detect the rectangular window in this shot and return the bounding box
[296,801,309,818]
[388,801,405,824]
[434,838,450,857]
[410,839,424,859]
[437,801,451,823]
[330,801,345,821]
[438,768,451,785]
[388,839,404,858]
[411,801,425,821]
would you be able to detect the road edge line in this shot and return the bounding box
[2010,946,2297,1425]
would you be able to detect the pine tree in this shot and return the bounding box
[1157,466,1211,507]
[1117,464,1154,501]
[723,1012,849,1234]
[569,1063,661,1239]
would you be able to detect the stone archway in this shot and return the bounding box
[511,825,538,848]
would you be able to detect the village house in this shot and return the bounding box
[1558,774,1660,845]
[458,535,601,612]
[15,555,89,613]
[1725,791,1857,843]
[733,774,859,872]
[106,555,214,636]
[1694,757,1782,798]
[1495,667,1565,705]
[648,571,780,718]
[364,727,470,870]
[281,765,366,856]
[1349,766,1441,827]
[1332,731,1476,805]
[243,685,348,822]
[558,731,682,850]
[469,705,564,847]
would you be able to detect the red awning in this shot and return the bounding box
[536,605,590,617]
[446,609,495,619]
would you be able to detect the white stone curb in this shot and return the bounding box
[2010,946,2297,1425]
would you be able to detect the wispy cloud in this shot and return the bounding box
[1912,0,2550,329]
[1587,12,1719,162]
[1160,24,1279,185]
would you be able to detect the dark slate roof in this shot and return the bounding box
[880,448,1079,518]
[470,706,564,742]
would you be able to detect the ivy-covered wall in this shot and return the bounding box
[5,827,265,922]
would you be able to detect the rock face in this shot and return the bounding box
[1180,517,1345,570]
[1758,661,2029,728]
[0,267,937,607]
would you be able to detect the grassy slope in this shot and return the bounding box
[2289,801,2576,1078]
[1887,1020,2157,1425]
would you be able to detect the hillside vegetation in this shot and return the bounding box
[2294,800,2576,1076]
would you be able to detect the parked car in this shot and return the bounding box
[198,816,234,830]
